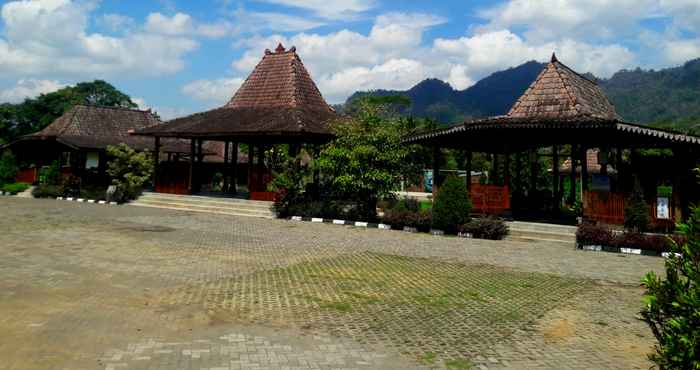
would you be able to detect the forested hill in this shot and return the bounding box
[345,58,700,130]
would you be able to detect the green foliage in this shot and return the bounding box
[0,80,136,143]
[0,150,19,185]
[625,181,651,232]
[38,161,61,185]
[432,176,472,233]
[1,182,30,194]
[315,97,423,220]
[460,217,510,240]
[31,184,62,198]
[106,144,153,201]
[641,190,700,369]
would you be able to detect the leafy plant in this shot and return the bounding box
[38,161,61,185]
[460,217,509,240]
[576,223,615,246]
[625,180,651,232]
[32,184,62,198]
[315,96,423,221]
[641,198,700,369]
[106,143,153,201]
[432,176,472,234]
[1,182,29,194]
[0,150,18,185]
[382,209,432,231]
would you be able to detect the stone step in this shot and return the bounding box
[135,195,274,210]
[506,235,574,247]
[129,202,275,219]
[139,192,273,206]
[507,221,578,234]
[508,229,576,243]
[130,199,274,216]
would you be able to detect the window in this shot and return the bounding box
[60,152,71,167]
[85,152,99,169]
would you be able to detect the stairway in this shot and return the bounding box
[129,192,276,219]
[506,221,577,247]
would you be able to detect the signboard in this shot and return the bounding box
[424,170,433,193]
[656,197,670,220]
[591,174,611,192]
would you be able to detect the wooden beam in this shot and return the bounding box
[552,145,560,212]
[231,142,238,194]
[569,144,577,205]
[153,136,160,190]
[248,144,254,194]
[581,146,589,192]
[188,138,195,194]
[432,146,441,197]
[529,149,537,197]
[466,151,472,193]
[223,141,229,193]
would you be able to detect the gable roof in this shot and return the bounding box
[136,44,336,141]
[226,43,331,111]
[507,54,620,120]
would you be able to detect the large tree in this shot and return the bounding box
[0,80,136,143]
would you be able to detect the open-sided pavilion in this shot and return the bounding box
[406,54,700,224]
[134,44,337,200]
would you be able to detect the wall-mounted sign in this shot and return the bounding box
[424,170,433,193]
[656,197,670,220]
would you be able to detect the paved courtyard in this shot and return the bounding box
[0,198,665,370]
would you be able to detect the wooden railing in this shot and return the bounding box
[583,191,676,226]
[15,168,38,184]
[470,184,510,215]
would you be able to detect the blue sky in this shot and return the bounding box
[0,0,699,119]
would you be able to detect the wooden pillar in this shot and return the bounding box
[529,149,538,196]
[230,142,238,194]
[432,146,441,197]
[247,144,254,194]
[465,151,472,193]
[569,144,577,204]
[188,138,195,194]
[223,141,229,193]
[504,149,511,188]
[492,154,499,185]
[153,136,160,190]
[552,145,560,211]
[257,144,265,191]
[581,146,589,192]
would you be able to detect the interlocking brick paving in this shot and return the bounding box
[0,198,664,369]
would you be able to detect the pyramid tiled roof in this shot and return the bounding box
[507,54,620,120]
[138,44,336,142]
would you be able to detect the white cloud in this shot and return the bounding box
[99,13,135,33]
[0,79,66,103]
[256,0,375,19]
[0,1,206,78]
[132,96,191,121]
[182,77,245,106]
[145,12,232,38]
[662,38,700,64]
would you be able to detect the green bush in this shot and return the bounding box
[642,202,700,369]
[460,217,509,240]
[38,161,61,185]
[625,182,651,232]
[106,143,153,201]
[80,185,107,201]
[1,182,30,194]
[431,176,472,234]
[0,150,18,185]
[32,184,62,198]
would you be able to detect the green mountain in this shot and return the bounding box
[345,58,700,130]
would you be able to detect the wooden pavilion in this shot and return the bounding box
[135,44,337,200]
[405,54,700,224]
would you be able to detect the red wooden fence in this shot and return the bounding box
[470,184,510,215]
[583,191,675,226]
[155,162,190,195]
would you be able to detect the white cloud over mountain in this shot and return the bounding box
[0,79,66,103]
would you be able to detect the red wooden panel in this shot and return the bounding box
[470,184,510,215]
[250,191,276,201]
[155,162,190,195]
[16,168,38,184]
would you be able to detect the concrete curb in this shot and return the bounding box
[288,216,460,238]
[56,197,118,206]
[576,243,665,257]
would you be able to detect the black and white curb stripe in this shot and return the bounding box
[289,216,452,236]
[577,243,667,257]
[56,197,118,206]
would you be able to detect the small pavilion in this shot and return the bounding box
[406,54,700,224]
[135,44,337,200]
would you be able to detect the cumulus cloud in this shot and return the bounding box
[0,79,66,103]
[182,77,245,106]
[0,0,210,78]
[145,12,232,38]
[256,0,375,20]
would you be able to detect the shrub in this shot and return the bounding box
[432,176,472,234]
[106,143,153,201]
[576,223,615,246]
[642,202,700,369]
[61,174,81,198]
[38,161,61,185]
[382,209,432,231]
[32,184,62,198]
[80,185,107,201]
[1,182,30,194]
[625,182,651,232]
[0,150,18,185]
[460,217,509,240]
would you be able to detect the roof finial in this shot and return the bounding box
[551,52,558,63]
[275,43,286,53]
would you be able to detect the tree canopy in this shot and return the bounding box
[0,80,136,144]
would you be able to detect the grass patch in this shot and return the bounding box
[419,352,437,365]
[445,358,473,369]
